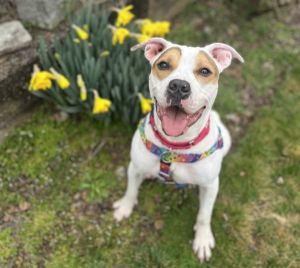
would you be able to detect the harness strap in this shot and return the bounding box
[138,115,223,187]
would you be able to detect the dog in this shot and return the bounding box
[113,37,244,262]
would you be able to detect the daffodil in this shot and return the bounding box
[50,68,70,90]
[112,27,130,45]
[72,24,89,40]
[155,21,170,36]
[115,5,135,27]
[140,19,156,37]
[29,65,55,91]
[77,74,87,101]
[92,90,112,114]
[138,93,153,114]
[140,19,170,37]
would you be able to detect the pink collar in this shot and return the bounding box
[149,113,210,150]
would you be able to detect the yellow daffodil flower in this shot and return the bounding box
[50,68,70,90]
[115,5,135,27]
[72,24,89,40]
[141,19,156,37]
[77,74,87,101]
[140,19,170,37]
[29,65,55,91]
[100,50,110,57]
[155,21,170,36]
[92,90,112,114]
[138,93,153,114]
[112,27,130,45]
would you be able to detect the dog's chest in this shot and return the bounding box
[130,130,223,186]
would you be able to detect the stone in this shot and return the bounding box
[0,20,32,56]
[15,0,66,29]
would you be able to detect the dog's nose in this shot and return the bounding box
[168,79,191,99]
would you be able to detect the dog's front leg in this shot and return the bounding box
[193,177,219,262]
[113,161,144,222]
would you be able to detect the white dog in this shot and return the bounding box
[113,37,244,262]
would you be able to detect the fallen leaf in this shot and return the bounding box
[276,176,284,185]
[222,213,229,222]
[154,219,164,230]
[19,202,30,211]
[3,214,13,222]
[115,166,126,180]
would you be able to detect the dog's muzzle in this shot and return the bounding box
[167,79,191,105]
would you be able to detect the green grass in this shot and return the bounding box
[0,2,300,267]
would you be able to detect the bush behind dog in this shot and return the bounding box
[29,5,171,126]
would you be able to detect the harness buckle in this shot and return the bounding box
[158,151,173,183]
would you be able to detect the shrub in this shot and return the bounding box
[29,5,171,126]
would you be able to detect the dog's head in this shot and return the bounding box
[132,38,244,137]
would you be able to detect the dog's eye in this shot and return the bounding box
[157,61,170,70]
[198,68,212,77]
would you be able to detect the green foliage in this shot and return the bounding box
[33,6,151,125]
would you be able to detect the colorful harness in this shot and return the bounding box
[138,114,224,188]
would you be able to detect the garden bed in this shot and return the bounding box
[0,1,299,267]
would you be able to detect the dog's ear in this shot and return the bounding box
[204,43,244,72]
[131,37,170,62]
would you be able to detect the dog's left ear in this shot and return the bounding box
[204,43,244,72]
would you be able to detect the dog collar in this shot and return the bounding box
[139,114,224,187]
[149,111,210,150]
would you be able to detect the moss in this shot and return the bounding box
[0,228,17,264]
[45,245,83,268]
[19,208,57,256]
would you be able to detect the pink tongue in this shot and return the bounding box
[162,108,188,136]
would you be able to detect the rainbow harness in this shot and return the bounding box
[138,115,224,188]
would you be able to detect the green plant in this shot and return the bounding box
[29,5,171,126]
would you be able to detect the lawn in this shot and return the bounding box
[0,2,299,267]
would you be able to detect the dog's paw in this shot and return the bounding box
[113,197,136,222]
[193,225,215,262]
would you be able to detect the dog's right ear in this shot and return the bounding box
[131,37,171,62]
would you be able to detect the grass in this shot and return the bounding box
[0,2,300,267]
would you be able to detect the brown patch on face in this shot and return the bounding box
[152,47,181,80]
[193,51,219,84]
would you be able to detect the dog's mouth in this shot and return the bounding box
[156,101,206,137]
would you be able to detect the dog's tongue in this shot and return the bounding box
[162,107,188,136]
